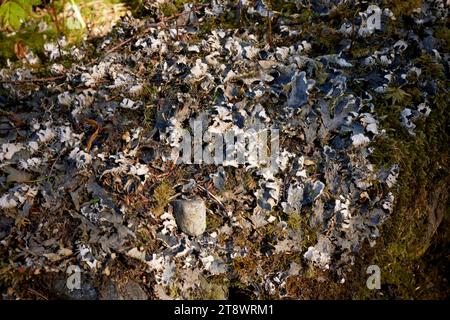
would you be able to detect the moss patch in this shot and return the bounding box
[151,180,175,217]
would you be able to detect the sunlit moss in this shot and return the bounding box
[368,74,450,298]
[152,180,175,217]
[0,0,126,66]
[386,0,422,17]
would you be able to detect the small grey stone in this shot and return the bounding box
[172,199,206,236]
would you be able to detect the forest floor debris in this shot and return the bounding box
[0,0,449,299]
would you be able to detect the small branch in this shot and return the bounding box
[49,147,66,177]
[196,184,226,211]
[28,288,48,300]
[0,75,66,84]
[267,7,273,47]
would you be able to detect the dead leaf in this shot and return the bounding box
[14,40,27,59]
[84,119,101,152]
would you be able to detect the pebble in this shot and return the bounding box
[172,199,206,237]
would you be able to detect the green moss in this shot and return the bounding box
[206,213,223,232]
[135,227,152,247]
[198,19,216,37]
[167,283,180,298]
[313,62,328,85]
[159,2,178,17]
[286,213,301,230]
[386,0,422,17]
[350,46,370,59]
[0,258,31,291]
[0,27,57,66]
[325,3,360,31]
[315,25,343,54]
[158,0,192,17]
[143,104,155,129]
[0,0,126,66]
[139,84,157,101]
[303,264,318,279]
[152,180,175,217]
[173,0,191,9]
[414,54,446,80]
[383,86,412,106]
[272,0,298,15]
[287,213,318,251]
[435,27,450,53]
[368,73,450,298]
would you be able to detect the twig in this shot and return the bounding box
[176,18,179,41]
[49,147,66,177]
[267,3,273,47]
[196,184,225,210]
[0,75,66,84]
[155,161,176,179]
[28,288,48,300]
[27,175,55,184]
